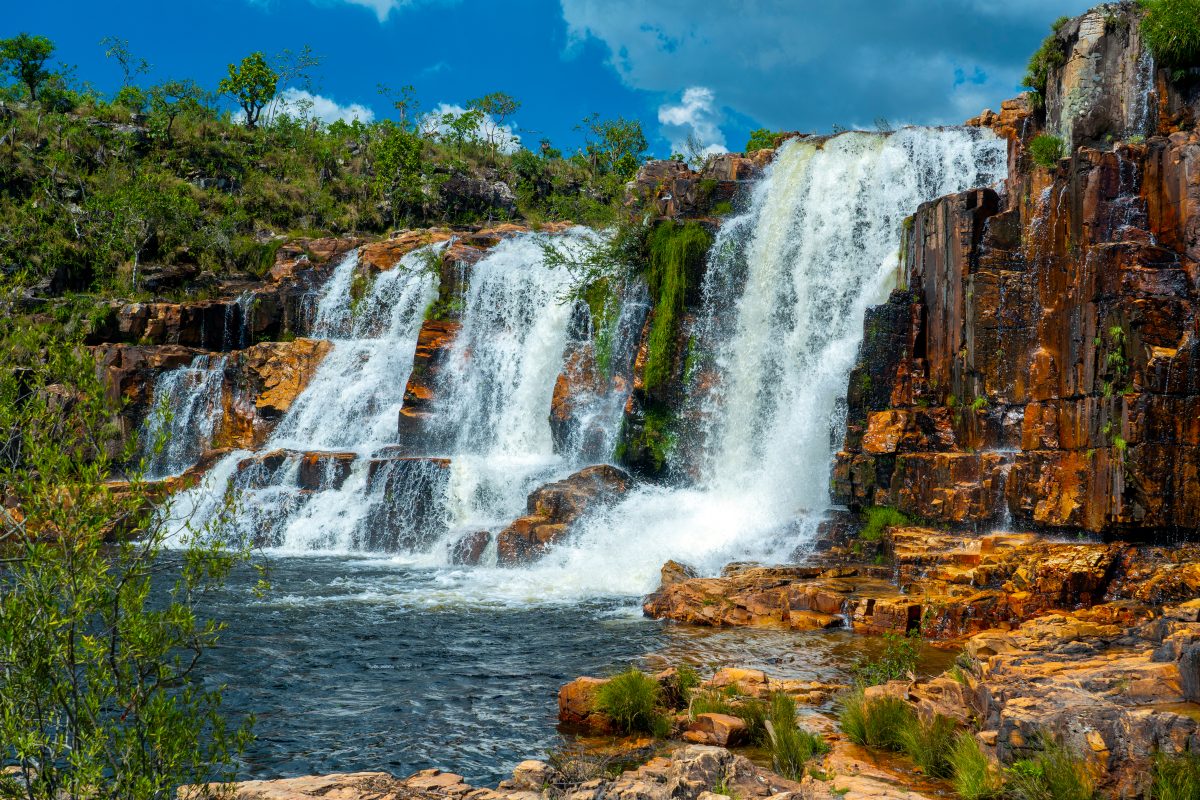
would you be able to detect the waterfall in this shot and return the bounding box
[165,129,1006,602]
[139,355,227,480]
[488,128,1007,600]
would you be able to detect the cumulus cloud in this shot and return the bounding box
[560,0,1094,133]
[419,103,522,154]
[657,86,727,158]
[276,88,375,124]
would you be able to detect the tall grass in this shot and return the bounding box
[594,667,668,735]
[837,688,915,751]
[949,732,1002,799]
[899,713,956,778]
[1005,736,1094,800]
[1150,751,1200,800]
[765,693,829,780]
[690,690,767,743]
[1139,0,1200,70]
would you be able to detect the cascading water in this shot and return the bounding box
[488,128,1007,600]
[139,355,227,480]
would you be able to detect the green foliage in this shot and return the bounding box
[0,32,56,101]
[644,220,712,391]
[949,732,1002,800]
[218,51,278,128]
[371,121,426,224]
[1150,751,1200,800]
[851,630,921,685]
[0,297,252,800]
[1139,0,1200,70]
[860,505,909,542]
[1023,17,1071,105]
[898,713,956,778]
[765,693,829,780]
[595,668,668,735]
[675,664,702,696]
[1004,736,1095,800]
[745,128,783,152]
[689,690,768,743]
[837,688,916,751]
[580,113,648,180]
[1029,134,1066,169]
[148,79,207,144]
[467,91,521,163]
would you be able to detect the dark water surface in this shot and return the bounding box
[191,555,952,785]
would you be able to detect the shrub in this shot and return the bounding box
[949,732,1002,800]
[1139,0,1200,70]
[744,128,784,152]
[1005,736,1095,800]
[860,505,908,541]
[1023,16,1071,104]
[851,630,921,686]
[765,693,829,780]
[595,667,667,735]
[837,688,916,751]
[899,713,957,778]
[1150,751,1200,800]
[1030,135,1066,169]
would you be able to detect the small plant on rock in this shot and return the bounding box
[1139,0,1200,77]
[1150,751,1200,800]
[765,693,829,780]
[1030,135,1066,169]
[595,667,669,736]
[837,688,916,751]
[850,630,922,686]
[860,505,909,542]
[1004,735,1095,800]
[948,732,1002,800]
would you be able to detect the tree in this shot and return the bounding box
[0,296,252,800]
[437,107,484,151]
[467,91,520,163]
[263,45,322,128]
[0,33,55,102]
[377,83,419,128]
[148,79,206,144]
[744,128,782,152]
[579,114,647,180]
[218,52,277,129]
[100,36,150,87]
[371,120,425,225]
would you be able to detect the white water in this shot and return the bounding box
[140,355,227,479]
[166,128,1006,604]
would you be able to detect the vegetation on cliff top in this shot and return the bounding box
[1022,16,1071,107]
[0,34,649,299]
[1139,0,1200,74]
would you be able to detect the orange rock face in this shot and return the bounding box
[834,112,1200,535]
[397,319,461,444]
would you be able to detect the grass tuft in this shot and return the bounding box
[899,713,957,778]
[1150,751,1200,800]
[1139,0,1200,70]
[1004,735,1095,800]
[837,688,915,751]
[860,506,908,542]
[1030,134,1066,169]
[594,667,668,735]
[765,693,829,780]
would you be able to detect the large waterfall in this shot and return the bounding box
[165,127,1005,603]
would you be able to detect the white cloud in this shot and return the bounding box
[338,0,406,21]
[559,0,1095,135]
[658,86,727,158]
[276,88,375,124]
[419,102,522,154]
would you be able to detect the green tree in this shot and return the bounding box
[218,52,277,129]
[467,91,520,163]
[148,79,206,145]
[100,36,150,87]
[580,114,647,179]
[378,83,419,128]
[745,128,782,151]
[0,33,55,102]
[371,120,425,225]
[0,299,252,800]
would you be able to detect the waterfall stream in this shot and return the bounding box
[165,128,1005,602]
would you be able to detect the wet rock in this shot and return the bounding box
[659,560,699,589]
[450,530,491,566]
[397,320,461,445]
[557,676,612,733]
[360,455,452,552]
[496,465,632,564]
[213,339,332,450]
[296,451,356,491]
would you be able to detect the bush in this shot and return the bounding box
[850,630,921,686]
[595,667,668,735]
[1139,0,1200,70]
[1150,751,1200,800]
[1029,134,1066,169]
[1023,16,1071,104]
[1005,736,1095,800]
[860,505,909,541]
[949,732,1002,800]
[765,693,829,780]
[744,128,784,152]
[899,713,957,778]
[837,688,916,751]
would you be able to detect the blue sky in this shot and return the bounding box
[6,0,1094,157]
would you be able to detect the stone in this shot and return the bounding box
[686,713,748,747]
[496,465,631,564]
[397,320,461,444]
[450,531,491,566]
[558,676,612,733]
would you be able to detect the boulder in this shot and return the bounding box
[496,465,631,564]
[684,713,748,747]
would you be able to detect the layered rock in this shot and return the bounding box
[644,529,1200,641]
[834,20,1200,535]
[496,465,631,564]
[494,462,633,563]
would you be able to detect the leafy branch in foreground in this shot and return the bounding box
[0,293,253,800]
